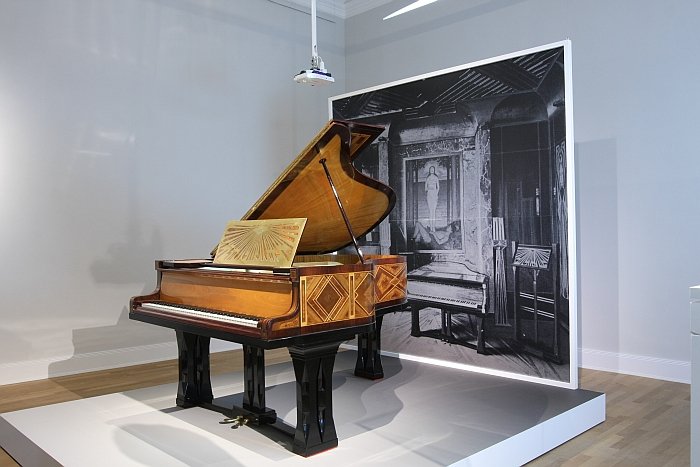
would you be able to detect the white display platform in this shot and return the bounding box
[0,352,604,466]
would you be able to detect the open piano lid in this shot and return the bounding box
[243,120,394,255]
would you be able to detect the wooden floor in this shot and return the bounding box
[0,350,690,466]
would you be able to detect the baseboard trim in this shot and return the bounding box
[2,344,688,386]
[580,347,690,383]
[0,341,241,386]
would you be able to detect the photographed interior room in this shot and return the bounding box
[0,1,697,466]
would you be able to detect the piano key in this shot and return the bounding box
[139,302,260,328]
[407,293,482,309]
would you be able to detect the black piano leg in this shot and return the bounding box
[242,345,265,411]
[238,345,276,424]
[175,331,213,408]
[410,303,422,337]
[288,340,341,457]
[476,315,487,354]
[354,315,385,380]
[440,309,452,341]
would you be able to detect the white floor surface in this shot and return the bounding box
[0,351,604,466]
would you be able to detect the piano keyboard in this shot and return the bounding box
[139,302,260,328]
[407,293,482,309]
[407,279,485,310]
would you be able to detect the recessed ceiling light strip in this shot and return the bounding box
[383,0,440,20]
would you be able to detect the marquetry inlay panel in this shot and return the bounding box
[300,271,374,326]
[374,262,407,304]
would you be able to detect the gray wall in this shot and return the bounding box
[1,0,696,385]
[0,0,344,383]
[345,0,700,381]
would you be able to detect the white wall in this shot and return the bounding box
[2,0,695,386]
[345,0,700,382]
[0,0,345,384]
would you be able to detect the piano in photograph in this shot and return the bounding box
[130,120,406,457]
[408,261,489,353]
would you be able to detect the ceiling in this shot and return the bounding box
[284,0,397,19]
[333,47,564,120]
[341,0,397,17]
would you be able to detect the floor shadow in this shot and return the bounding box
[115,423,246,466]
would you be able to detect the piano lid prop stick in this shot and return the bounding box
[319,158,365,264]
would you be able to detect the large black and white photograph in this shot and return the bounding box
[331,41,577,387]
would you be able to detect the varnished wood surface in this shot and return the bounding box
[527,369,690,466]
[243,121,394,254]
[133,254,406,340]
[158,269,295,317]
[0,354,690,466]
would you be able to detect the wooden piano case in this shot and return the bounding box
[129,120,406,457]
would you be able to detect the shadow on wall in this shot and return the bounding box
[573,138,619,357]
[47,302,174,380]
[49,226,172,379]
[91,227,164,285]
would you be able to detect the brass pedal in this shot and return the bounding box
[220,415,250,429]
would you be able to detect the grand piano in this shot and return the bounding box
[130,120,406,456]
